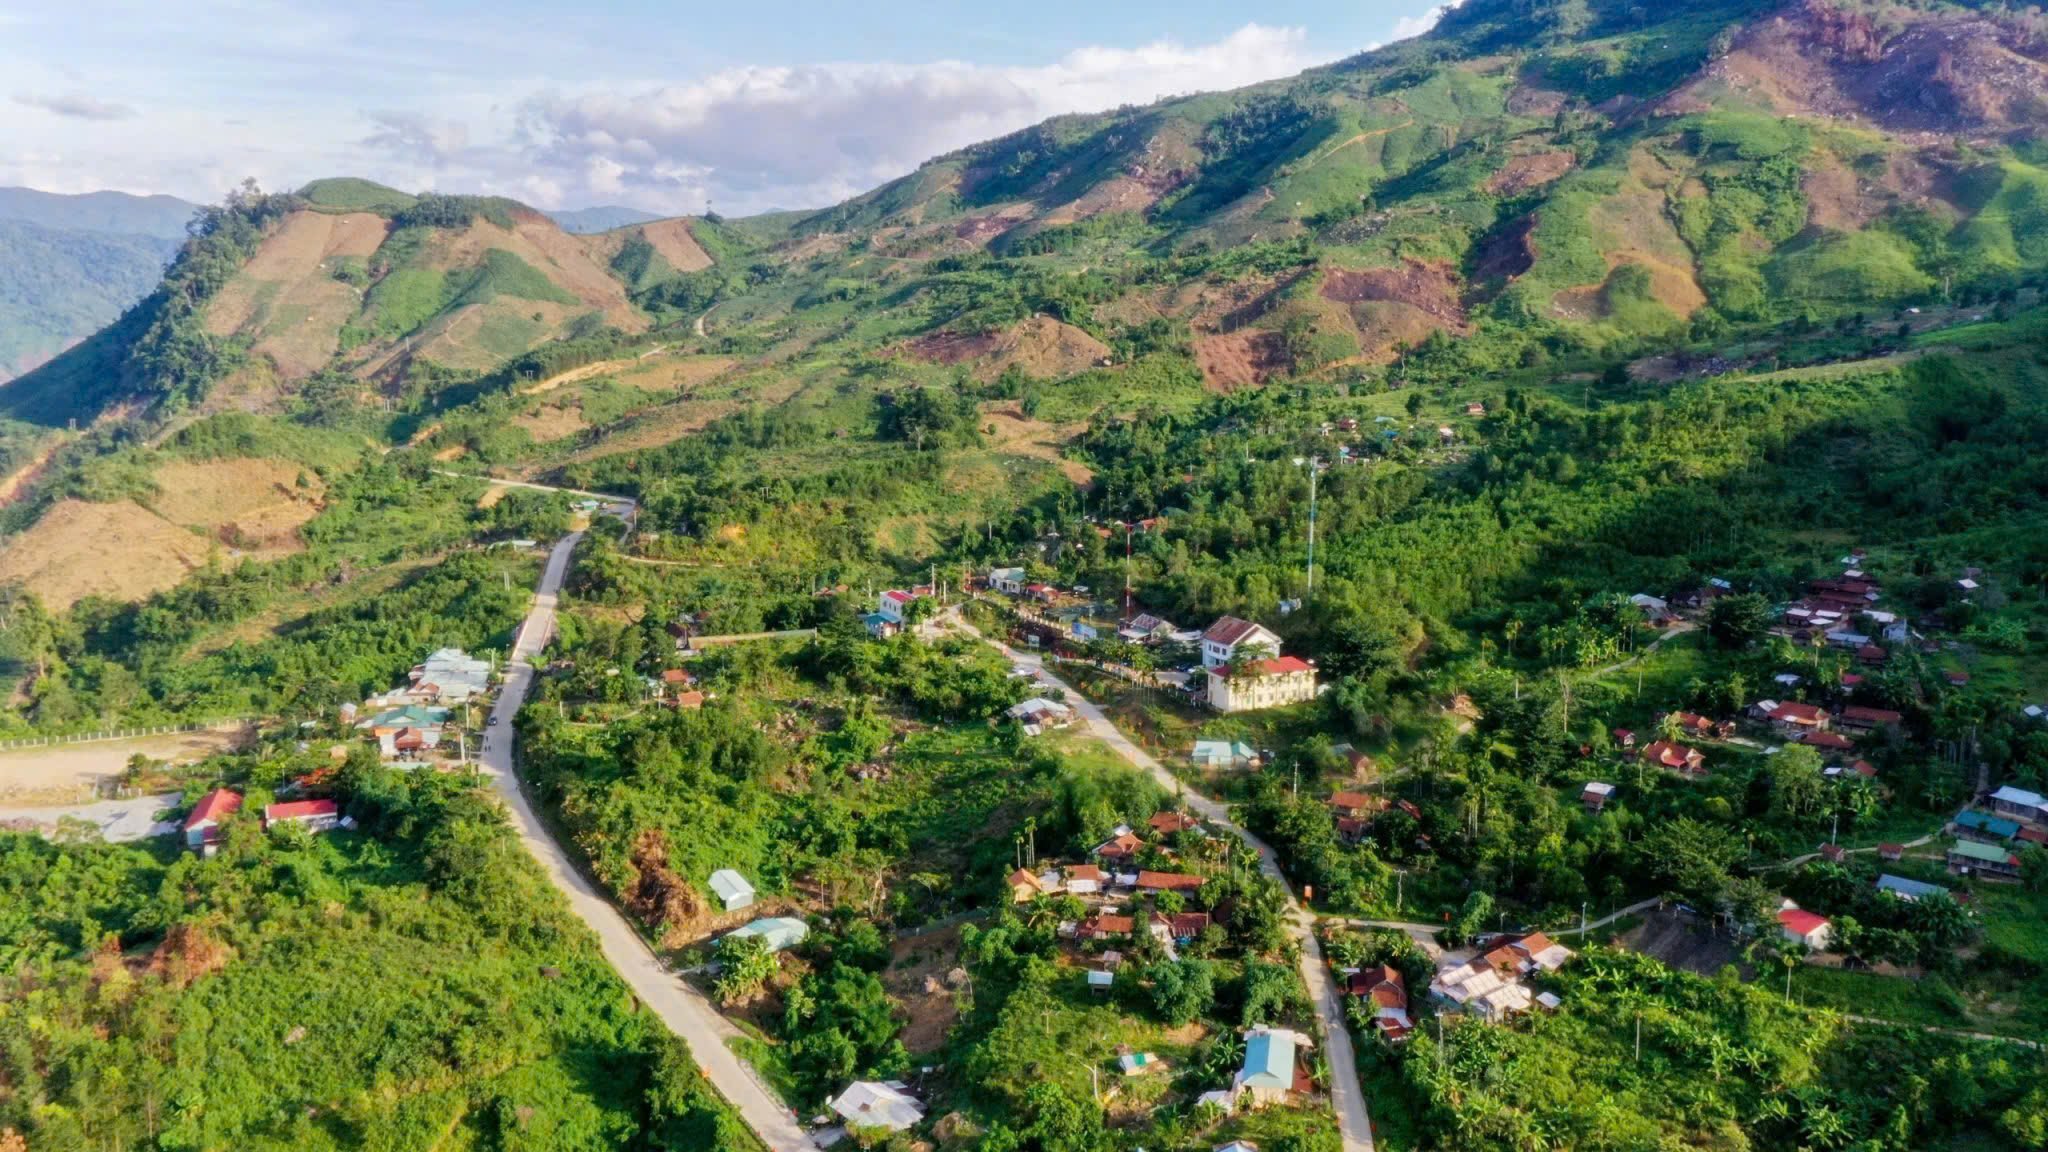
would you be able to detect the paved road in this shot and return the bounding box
[0,792,181,842]
[482,531,812,1152]
[945,611,1377,1152]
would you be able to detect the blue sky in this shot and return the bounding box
[1,0,1455,215]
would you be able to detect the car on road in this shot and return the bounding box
[487,715,500,726]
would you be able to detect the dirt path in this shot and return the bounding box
[0,435,70,507]
[943,605,1378,1152]
[1589,622,1695,678]
[1300,122,1412,171]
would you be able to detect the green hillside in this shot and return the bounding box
[2,3,2048,1151]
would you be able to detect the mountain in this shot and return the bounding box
[0,187,197,381]
[547,205,665,234]
[0,186,196,239]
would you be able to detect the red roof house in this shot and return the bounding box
[1136,870,1206,892]
[1642,740,1707,776]
[183,788,242,852]
[263,799,341,832]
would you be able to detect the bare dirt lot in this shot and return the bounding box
[1193,329,1289,392]
[1615,908,1744,975]
[906,316,1111,380]
[0,728,245,804]
[0,500,217,609]
[978,405,1094,485]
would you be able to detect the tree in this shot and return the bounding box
[713,934,778,1003]
[1768,745,1829,826]
[1145,958,1215,1026]
[1707,593,1771,650]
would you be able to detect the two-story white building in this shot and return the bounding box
[1207,656,1318,713]
[1200,616,1282,668]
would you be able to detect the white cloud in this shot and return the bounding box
[476,23,1327,215]
[1387,0,1464,44]
[14,91,138,122]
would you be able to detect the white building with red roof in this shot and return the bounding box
[1200,616,1281,669]
[183,788,242,855]
[263,799,342,834]
[1777,906,1833,951]
[1207,656,1318,713]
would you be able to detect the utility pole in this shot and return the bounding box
[1305,459,1321,601]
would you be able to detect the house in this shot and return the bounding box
[408,648,493,703]
[862,612,900,639]
[1798,730,1857,753]
[1838,706,1903,734]
[1431,961,1536,1021]
[183,788,242,855]
[263,799,340,834]
[1149,811,1202,837]
[1661,711,1718,737]
[356,703,451,735]
[1510,933,1574,972]
[1215,1144,1260,1152]
[1329,791,1381,818]
[658,667,696,693]
[1877,843,1905,862]
[671,690,706,711]
[1138,870,1206,893]
[876,589,920,625]
[1119,613,1178,643]
[1611,728,1637,750]
[829,1080,924,1134]
[1330,742,1376,776]
[1348,964,1412,1043]
[1581,781,1616,813]
[1165,912,1212,942]
[724,916,809,953]
[1818,842,1848,863]
[1641,740,1707,777]
[1876,874,1950,901]
[1207,657,1318,713]
[1088,969,1115,994]
[1008,868,1046,905]
[1064,864,1105,896]
[1777,907,1833,951]
[709,869,756,912]
[1007,697,1074,733]
[1191,739,1258,769]
[1954,810,2021,843]
[1234,1027,1310,1107]
[1465,401,1487,417]
[987,567,1027,595]
[1949,839,2022,879]
[1118,1051,1162,1077]
[1094,830,1143,863]
[1989,785,2048,826]
[1201,616,1282,669]
[1857,644,1889,667]
[1078,913,1136,942]
[1768,701,1832,735]
[1630,593,1671,621]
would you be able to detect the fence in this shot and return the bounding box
[0,718,250,752]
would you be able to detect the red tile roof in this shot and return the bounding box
[1202,616,1268,646]
[184,789,241,830]
[1642,740,1701,769]
[1799,731,1856,750]
[1148,812,1200,836]
[1065,864,1105,882]
[1250,656,1313,676]
[1778,908,1830,939]
[1840,705,1902,726]
[1349,964,1407,1009]
[1136,870,1205,892]
[264,799,338,823]
[1096,832,1143,858]
[1770,702,1829,725]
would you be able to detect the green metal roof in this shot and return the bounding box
[1948,839,2014,864]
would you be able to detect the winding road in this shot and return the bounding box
[483,530,812,1152]
[944,609,1378,1152]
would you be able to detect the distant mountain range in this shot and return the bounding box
[545,205,665,234]
[0,187,197,382]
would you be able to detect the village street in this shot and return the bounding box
[941,607,1379,1152]
[482,528,813,1152]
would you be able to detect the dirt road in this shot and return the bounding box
[944,608,1377,1152]
[482,530,812,1152]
